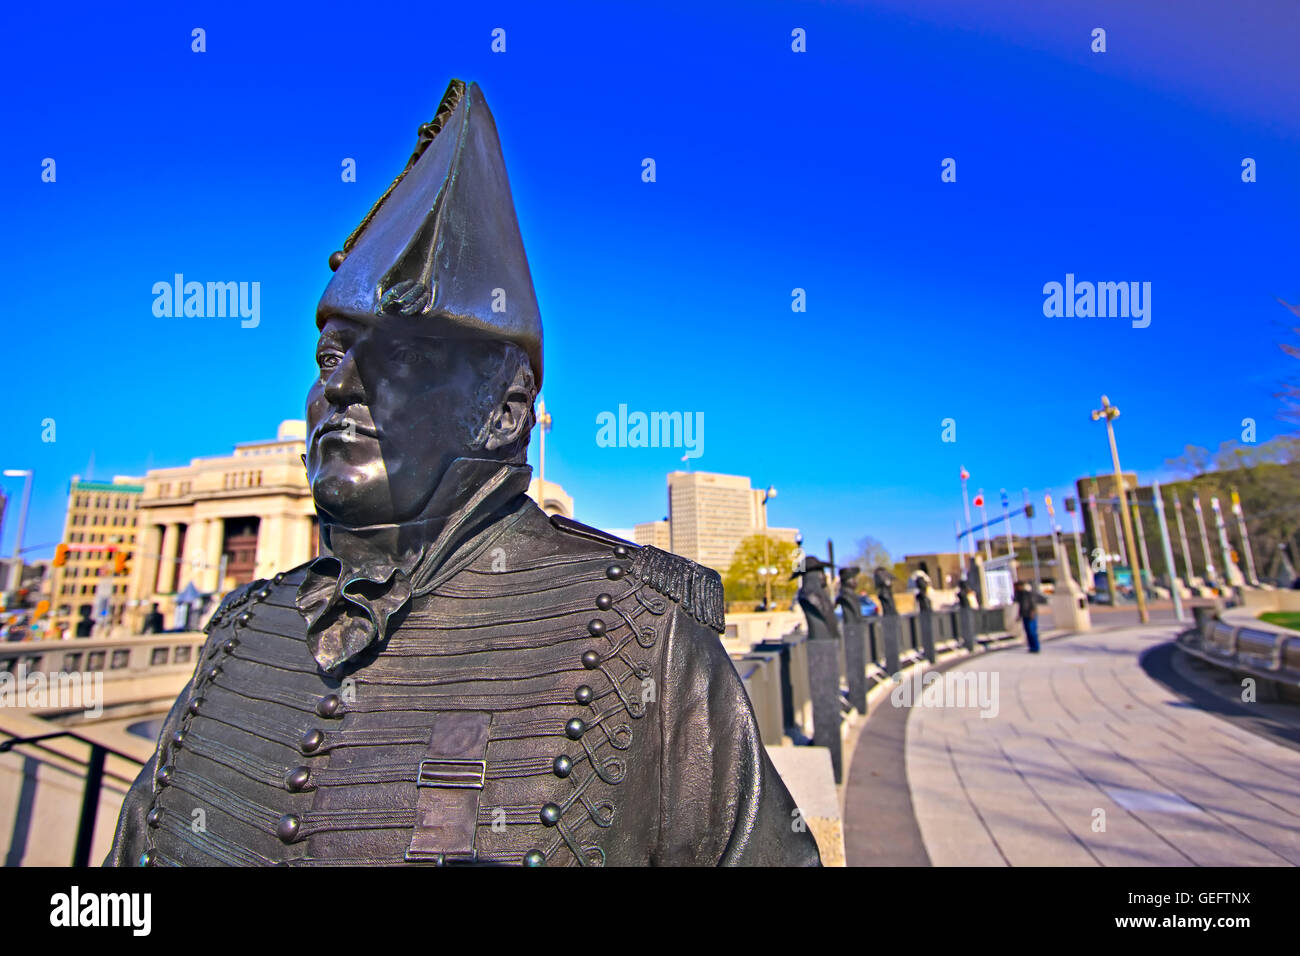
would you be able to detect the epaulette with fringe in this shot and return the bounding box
[628,546,726,635]
[548,515,726,634]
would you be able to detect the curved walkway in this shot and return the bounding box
[899,625,1300,866]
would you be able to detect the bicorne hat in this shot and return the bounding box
[318,79,543,385]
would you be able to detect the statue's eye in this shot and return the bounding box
[317,351,341,370]
[392,346,424,364]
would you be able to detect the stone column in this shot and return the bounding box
[288,513,315,568]
[255,513,283,580]
[806,639,843,783]
[157,523,180,594]
[201,519,225,593]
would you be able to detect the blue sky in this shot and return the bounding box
[2,0,1298,564]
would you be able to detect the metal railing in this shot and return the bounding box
[0,729,144,866]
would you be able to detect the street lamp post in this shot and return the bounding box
[977,489,992,561]
[535,396,553,512]
[960,468,976,561]
[3,469,33,595]
[1090,395,1148,624]
[761,486,777,611]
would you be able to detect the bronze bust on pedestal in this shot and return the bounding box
[107,80,819,867]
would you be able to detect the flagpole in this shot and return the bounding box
[960,468,975,559]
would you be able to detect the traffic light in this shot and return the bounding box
[53,543,69,567]
[1025,503,1035,518]
[113,550,129,576]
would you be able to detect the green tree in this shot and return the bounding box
[723,535,799,607]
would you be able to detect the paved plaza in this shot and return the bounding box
[848,624,1300,866]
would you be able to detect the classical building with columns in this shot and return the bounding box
[126,420,318,633]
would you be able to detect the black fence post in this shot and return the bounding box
[73,743,107,867]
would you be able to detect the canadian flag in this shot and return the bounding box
[960,467,970,481]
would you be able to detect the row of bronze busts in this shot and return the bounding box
[794,557,976,640]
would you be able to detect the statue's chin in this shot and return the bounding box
[310,470,390,527]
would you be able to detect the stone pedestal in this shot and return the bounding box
[882,615,901,678]
[959,604,976,651]
[842,618,868,715]
[919,609,936,663]
[806,639,843,783]
[1049,540,1091,632]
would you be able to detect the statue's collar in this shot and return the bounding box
[295,458,532,673]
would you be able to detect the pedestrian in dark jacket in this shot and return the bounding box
[1014,581,1040,653]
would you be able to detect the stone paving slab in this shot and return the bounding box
[906,625,1300,867]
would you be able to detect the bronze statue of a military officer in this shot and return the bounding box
[107,80,819,867]
[793,557,840,642]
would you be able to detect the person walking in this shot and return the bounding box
[1014,580,1040,653]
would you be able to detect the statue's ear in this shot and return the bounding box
[484,360,534,452]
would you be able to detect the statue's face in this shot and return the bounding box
[306,315,493,526]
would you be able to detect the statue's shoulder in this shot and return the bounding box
[204,578,269,633]
[546,515,725,634]
[203,562,312,633]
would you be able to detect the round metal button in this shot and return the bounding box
[595,593,613,611]
[575,685,593,705]
[606,565,625,581]
[138,850,154,867]
[581,650,601,670]
[523,849,545,867]
[553,754,573,778]
[222,637,238,653]
[284,766,311,792]
[276,813,301,843]
[540,803,562,826]
[613,545,630,559]
[188,697,203,716]
[170,729,185,748]
[146,807,162,828]
[155,765,173,787]
[300,729,324,754]
[587,619,606,637]
[315,694,342,718]
[565,718,586,740]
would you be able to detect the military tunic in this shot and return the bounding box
[107,500,820,866]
